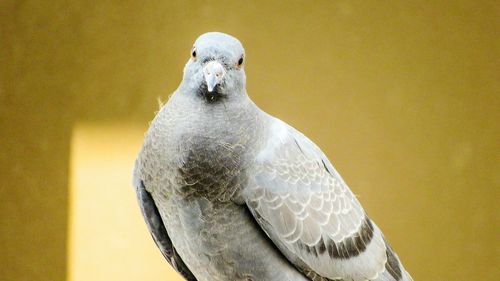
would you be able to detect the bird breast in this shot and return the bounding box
[174,134,248,202]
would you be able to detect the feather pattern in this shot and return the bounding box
[133,175,197,281]
[244,118,412,281]
[134,32,413,281]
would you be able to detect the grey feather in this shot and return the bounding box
[134,177,197,281]
[134,32,412,281]
[243,120,409,280]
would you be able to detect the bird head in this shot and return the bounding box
[181,32,246,102]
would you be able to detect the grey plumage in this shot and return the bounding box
[134,32,412,281]
[135,179,197,281]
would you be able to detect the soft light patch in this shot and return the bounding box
[68,122,183,281]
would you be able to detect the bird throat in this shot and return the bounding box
[198,83,227,103]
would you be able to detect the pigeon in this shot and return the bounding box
[133,32,413,281]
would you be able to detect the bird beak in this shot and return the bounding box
[203,61,226,92]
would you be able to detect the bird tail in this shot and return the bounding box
[378,239,413,281]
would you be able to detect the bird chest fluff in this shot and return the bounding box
[134,32,413,281]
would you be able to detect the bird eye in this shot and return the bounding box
[191,48,197,60]
[237,56,244,67]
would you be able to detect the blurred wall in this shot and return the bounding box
[0,1,498,280]
[0,1,78,281]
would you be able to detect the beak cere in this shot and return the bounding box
[203,61,226,92]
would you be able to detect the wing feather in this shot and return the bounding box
[244,119,410,281]
[133,171,197,281]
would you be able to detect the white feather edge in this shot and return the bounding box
[247,118,393,280]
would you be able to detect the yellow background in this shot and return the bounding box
[1,1,498,280]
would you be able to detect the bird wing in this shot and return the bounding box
[243,118,406,281]
[133,170,197,281]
